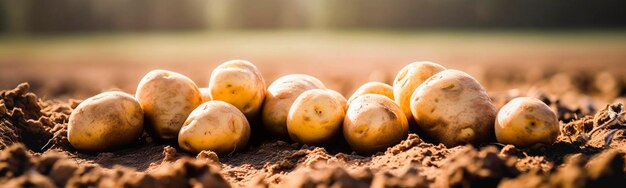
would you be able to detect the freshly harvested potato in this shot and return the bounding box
[410,70,497,147]
[199,88,212,102]
[347,82,394,106]
[68,91,143,151]
[262,74,326,137]
[344,94,409,154]
[208,60,266,118]
[136,70,203,140]
[287,89,345,145]
[393,62,446,125]
[326,89,347,110]
[178,101,251,155]
[495,97,559,146]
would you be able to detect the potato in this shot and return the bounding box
[262,74,326,137]
[343,94,409,154]
[178,101,251,155]
[410,70,496,147]
[326,89,347,110]
[347,82,394,106]
[208,60,266,118]
[287,89,345,145]
[393,62,446,125]
[135,70,203,140]
[68,91,143,151]
[199,88,212,102]
[495,97,559,146]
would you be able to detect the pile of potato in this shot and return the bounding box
[68,60,560,155]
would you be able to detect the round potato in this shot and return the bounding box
[287,89,345,145]
[136,70,203,140]
[344,94,409,154]
[262,74,326,137]
[495,97,559,146]
[326,89,347,110]
[199,88,212,102]
[410,70,496,147]
[208,60,266,118]
[178,101,251,155]
[68,91,144,151]
[347,82,394,106]
[393,62,446,125]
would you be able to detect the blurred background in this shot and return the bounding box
[1,0,626,108]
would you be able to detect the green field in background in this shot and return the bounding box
[2,30,626,64]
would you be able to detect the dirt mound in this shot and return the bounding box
[0,144,229,188]
[0,83,73,152]
[1,83,626,187]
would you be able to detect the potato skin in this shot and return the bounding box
[410,70,496,147]
[199,88,212,102]
[208,60,266,118]
[135,70,203,140]
[347,82,394,106]
[68,91,144,152]
[287,89,345,145]
[178,101,251,155]
[262,74,326,137]
[393,62,445,125]
[495,97,559,146]
[343,94,409,154]
[326,89,348,110]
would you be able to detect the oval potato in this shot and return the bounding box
[68,91,144,151]
[208,60,266,118]
[393,62,446,125]
[135,70,203,140]
[262,74,326,137]
[347,82,394,106]
[495,97,559,146]
[287,89,345,145]
[344,94,409,154]
[410,70,496,147]
[178,101,251,155]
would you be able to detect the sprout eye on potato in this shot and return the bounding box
[410,70,496,147]
[347,82,394,106]
[393,62,446,126]
[495,97,559,146]
[262,74,326,137]
[178,101,251,155]
[287,89,345,145]
[68,91,144,152]
[208,60,266,118]
[135,70,203,140]
[344,94,409,154]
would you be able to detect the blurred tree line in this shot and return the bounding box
[1,0,625,33]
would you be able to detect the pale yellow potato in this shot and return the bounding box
[347,82,394,106]
[393,62,446,125]
[495,97,559,146]
[178,101,251,155]
[262,74,326,137]
[135,70,203,140]
[199,88,212,102]
[287,89,345,145]
[208,60,266,118]
[343,94,409,154]
[68,91,143,151]
[410,70,496,147]
[326,89,347,110]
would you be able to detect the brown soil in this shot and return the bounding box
[1,74,626,187]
